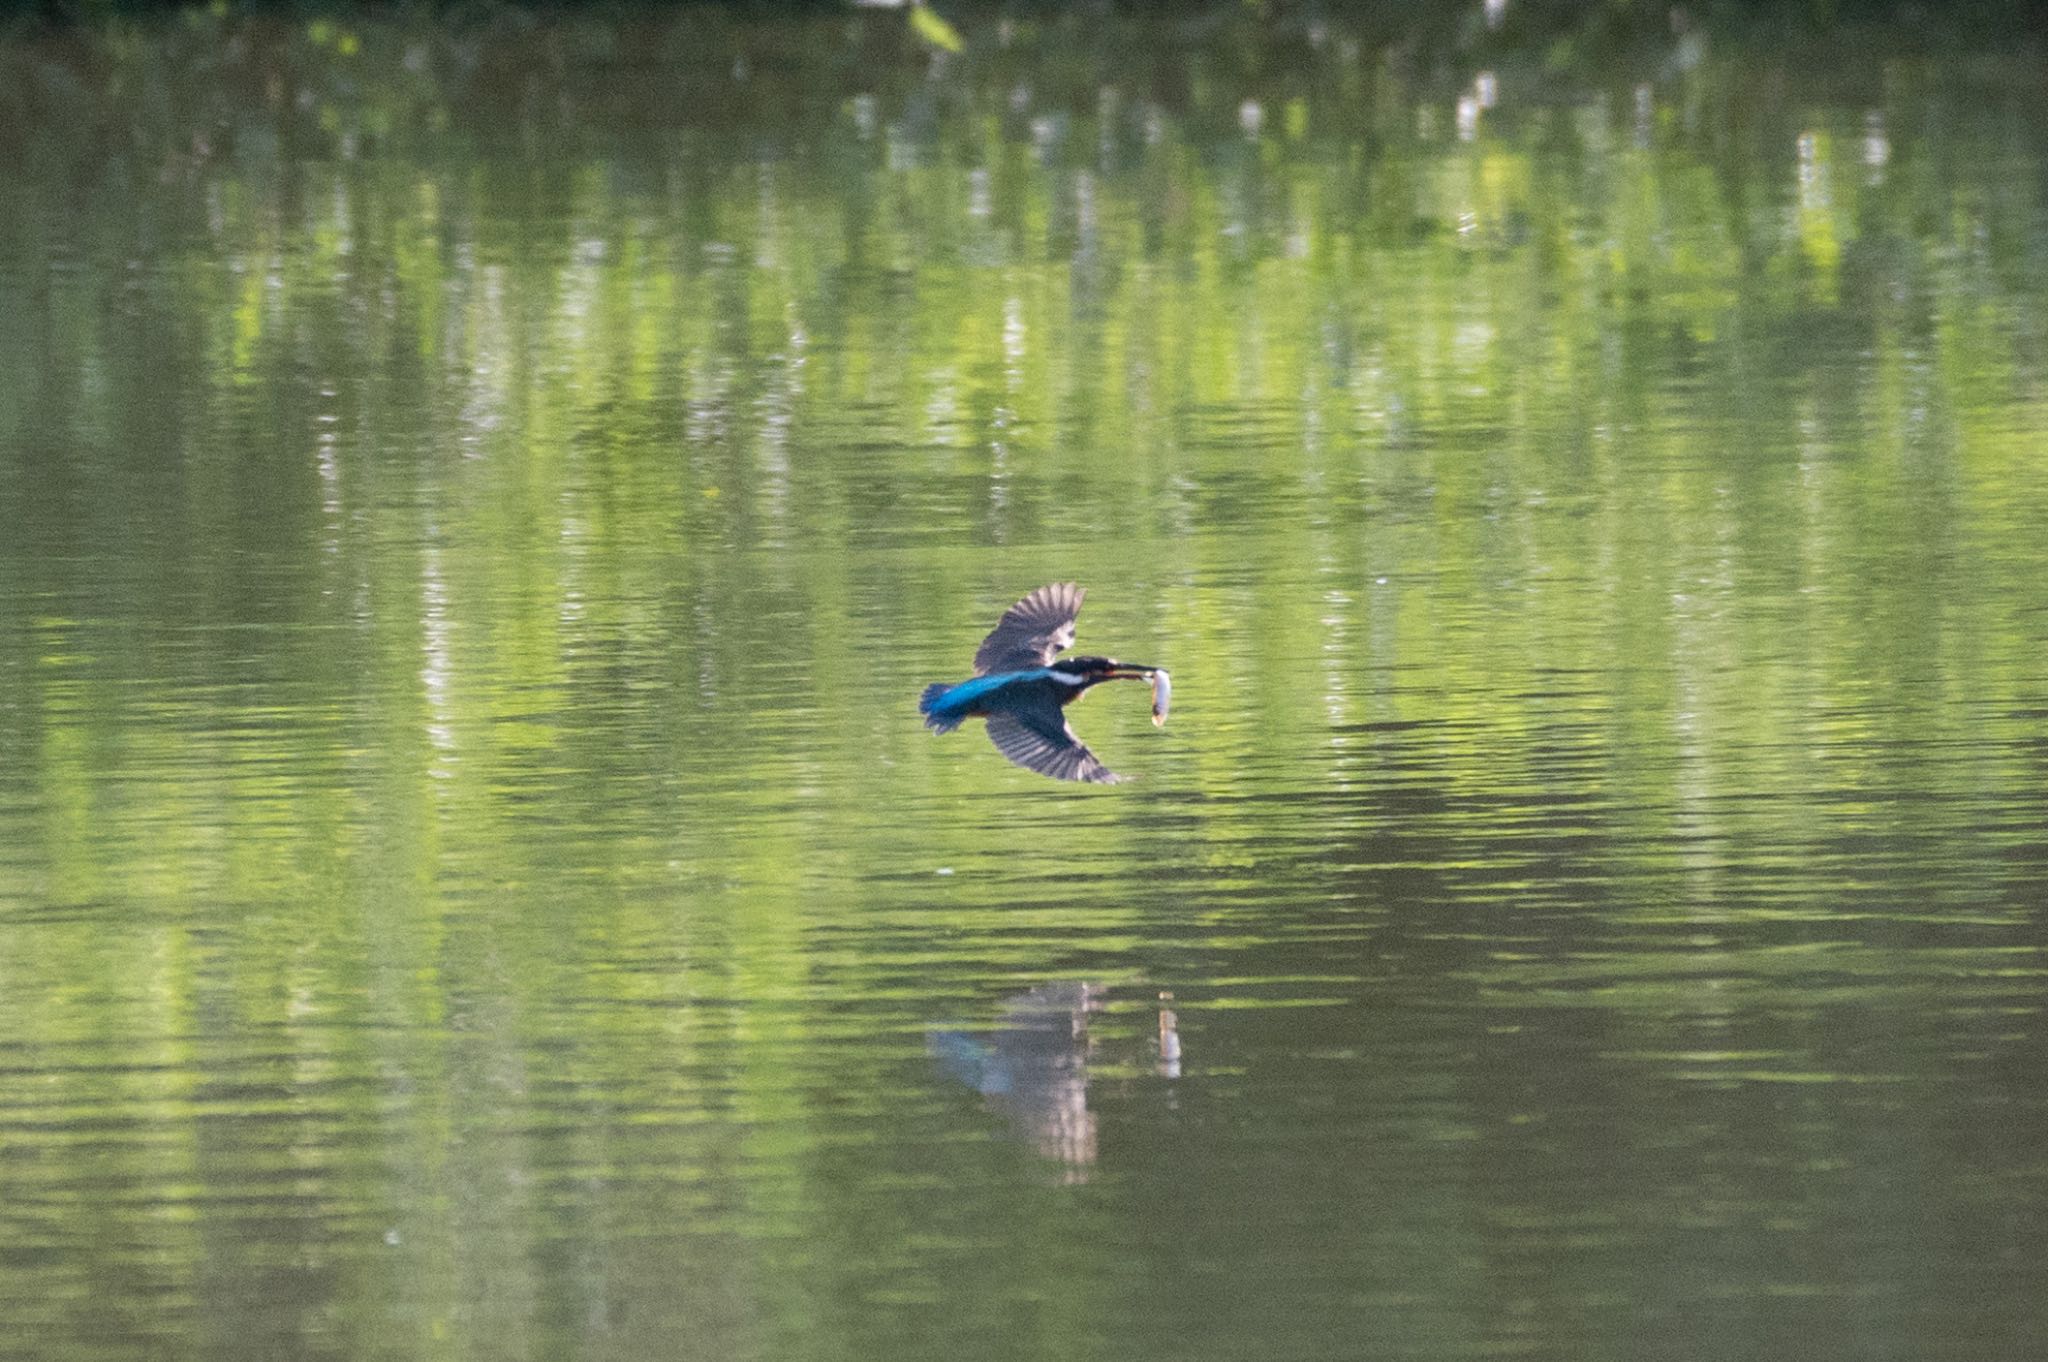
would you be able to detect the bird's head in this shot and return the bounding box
[1052,656,1160,683]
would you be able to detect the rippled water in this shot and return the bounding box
[3,7,2048,1360]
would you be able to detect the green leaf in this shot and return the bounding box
[909,4,963,53]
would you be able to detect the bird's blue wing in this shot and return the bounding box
[985,689,1121,784]
[922,670,1049,731]
[973,583,1084,675]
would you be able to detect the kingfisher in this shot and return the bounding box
[920,582,1170,784]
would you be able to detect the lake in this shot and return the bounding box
[2,5,2046,1359]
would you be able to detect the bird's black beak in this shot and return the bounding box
[1108,663,1160,679]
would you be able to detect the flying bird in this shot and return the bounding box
[919,583,1170,784]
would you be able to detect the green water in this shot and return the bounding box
[3,7,2047,1359]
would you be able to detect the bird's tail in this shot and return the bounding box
[920,682,964,734]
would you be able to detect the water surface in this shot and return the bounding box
[2,8,2047,1360]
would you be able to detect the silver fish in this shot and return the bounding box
[1149,668,1171,726]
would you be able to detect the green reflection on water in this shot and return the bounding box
[2,7,2047,1361]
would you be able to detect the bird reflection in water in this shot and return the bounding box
[929,983,1183,1179]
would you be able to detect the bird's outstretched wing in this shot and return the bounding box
[973,582,1084,675]
[985,692,1123,784]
